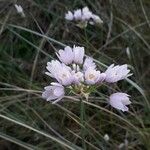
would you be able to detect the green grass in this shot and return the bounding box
[0,0,150,149]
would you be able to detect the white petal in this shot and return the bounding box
[105,64,132,83]
[57,46,74,64]
[65,11,74,20]
[110,99,125,111]
[98,73,106,82]
[109,92,131,112]
[73,46,85,64]
[53,87,64,97]
[85,69,100,84]
[83,57,96,71]
[122,98,131,105]
[92,14,103,24]
[74,9,82,20]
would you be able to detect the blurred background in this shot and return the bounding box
[0,0,150,149]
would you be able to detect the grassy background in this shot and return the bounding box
[0,0,150,149]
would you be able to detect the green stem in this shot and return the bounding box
[80,99,86,149]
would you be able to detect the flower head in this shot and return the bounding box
[42,82,65,104]
[56,46,74,64]
[14,4,25,17]
[65,11,74,20]
[98,73,106,82]
[56,45,85,65]
[56,66,73,86]
[72,71,84,84]
[105,64,132,83]
[83,57,96,71]
[42,44,132,109]
[104,134,109,141]
[45,60,62,78]
[74,9,82,20]
[85,68,100,85]
[73,46,85,64]
[82,7,93,20]
[109,92,131,112]
[46,60,73,86]
[65,7,103,27]
[91,14,103,24]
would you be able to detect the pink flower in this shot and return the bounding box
[57,45,85,65]
[72,71,84,84]
[82,7,93,20]
[83,57,96,71]
[91,14,103,24]
[109,92,131,112]
[84,68,100,84]
[105,64,132,83]
[42,82,65,104]
[65,11,74,20]
[73,45,85,64]
[74,9,82,20]
[14,4,25,17]
[45,60,62,78]
[46,60,73,86]
[98,73,106,82]
[56,46,74,64]
[65,7,103,26]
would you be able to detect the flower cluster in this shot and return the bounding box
[65,7,103,27]
[42,45,132,112]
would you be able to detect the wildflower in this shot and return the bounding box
[91,14,103,24]
[73,46,85,64]
[45,60,62,78]
[56,67,73,86]
[42,44,132,110]
[104,134,109,141]
[118,139,128,149]
[46,60,73,86]
[56,46,74,65]
[65,6,103,27]
[72,71,84,84]
[118,143,124,149]
[105,64,132,83]
[42,83,65,104]
[14,4,25,17]
[57,45,85,65]
[98,73,106,82]
[83,57,96,71]
[65,11,74,20]
[85,68,100,84]
[82,7,93,20]
[74,9,82,20]
[109,92,131,112]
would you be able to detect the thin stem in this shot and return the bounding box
[80,98,86,149]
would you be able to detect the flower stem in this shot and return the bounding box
[80,98,86,149]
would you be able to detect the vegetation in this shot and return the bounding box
[0,0,150,149]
